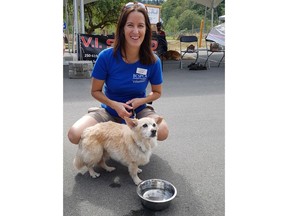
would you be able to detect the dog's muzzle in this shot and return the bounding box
[150,129,157,137]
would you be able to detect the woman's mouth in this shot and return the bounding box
[131,36,140,40]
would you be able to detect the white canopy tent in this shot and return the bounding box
[191,0,223,29]
[206,23,225,46]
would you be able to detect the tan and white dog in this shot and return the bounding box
[73,116,163,185]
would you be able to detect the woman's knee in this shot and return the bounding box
[67,115,98,144]
[157,121,169,141]
[67,127,81,144]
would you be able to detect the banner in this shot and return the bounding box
[78,34,158,62]
[78,34,115,61]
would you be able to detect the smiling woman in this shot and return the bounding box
[67,1,169,146]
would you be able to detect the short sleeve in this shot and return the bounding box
[91,49,109,80]
[149,56,163,85]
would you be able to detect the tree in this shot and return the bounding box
[165,16,179,39]
[160,0,225,36]
[178,9,202,32]
[84,0,128,34]
[64,0,129,35]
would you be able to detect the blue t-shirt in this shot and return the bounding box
[91,47,163,118]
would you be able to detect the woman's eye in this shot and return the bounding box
[143,124,148,128]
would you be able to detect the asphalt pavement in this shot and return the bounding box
[63,53,225,216]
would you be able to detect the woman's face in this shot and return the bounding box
[124,11,146,49]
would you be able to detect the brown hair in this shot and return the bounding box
[113,3,156,65]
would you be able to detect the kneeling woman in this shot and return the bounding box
[68,2,169,144]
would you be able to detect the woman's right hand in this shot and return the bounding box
[112,101,133,119]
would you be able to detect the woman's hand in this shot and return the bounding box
[112,101,133,119]
[125,98,145,110]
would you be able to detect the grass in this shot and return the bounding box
[167,39,208,52]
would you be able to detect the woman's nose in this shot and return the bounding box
[132,27,139,33]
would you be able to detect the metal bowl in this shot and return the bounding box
[136,179,177,211]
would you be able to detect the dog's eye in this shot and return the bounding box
[142,124,148,128]
[152,123,156,127]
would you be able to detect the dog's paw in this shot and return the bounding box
[137,168,142,173]
[133,178,143,186]
[106,166,116,172]
[90,172,100,178]
[89,169,100,178]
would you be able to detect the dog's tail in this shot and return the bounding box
[73,150,85,170]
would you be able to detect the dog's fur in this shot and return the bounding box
[161,50,181,61]
[73,116,163,185]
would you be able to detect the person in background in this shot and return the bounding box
[156,22,166,37]
[67,2,169,145]
[155,22,167,56]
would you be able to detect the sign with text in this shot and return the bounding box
[78,34,158,62]
[146,5,161,24]
[78,34,114,61]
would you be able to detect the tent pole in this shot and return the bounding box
[73,0,78,55]
[80,0,85,34]
[204,6,207,34]
[211,0,214,28]
[65,0,70,53]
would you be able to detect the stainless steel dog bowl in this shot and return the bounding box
[136,179,177,211]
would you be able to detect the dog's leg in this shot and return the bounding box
[99,151,116,172]
[88,167,100,178]
[128,163,142,185]
[99,160,116,172]
[83,145,103,178]
[137,168,142,173]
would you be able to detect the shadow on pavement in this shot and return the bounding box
[64,154,205,216]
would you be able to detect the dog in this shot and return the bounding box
[161,50,181,61]
[187,44,195,51]
[73,116,163,185]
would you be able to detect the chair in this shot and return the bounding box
[204,38,225,68]
[179,35,198,69]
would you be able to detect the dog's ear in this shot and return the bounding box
[124,117,138,128]
[155,116,163,125]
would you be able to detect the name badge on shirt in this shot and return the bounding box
[136,67,147,76]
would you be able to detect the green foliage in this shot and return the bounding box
[161,0,225,36]
[84,0,128,34]
[178,10,202,32]
[165,16,179,39]
[63,0,129,34]
[63,0,225,36]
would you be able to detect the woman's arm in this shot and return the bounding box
[126,84,162,109]
[91,78,133,119]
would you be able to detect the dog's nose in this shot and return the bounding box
[151,129,156,137]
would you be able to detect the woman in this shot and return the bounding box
[68,2,169,144]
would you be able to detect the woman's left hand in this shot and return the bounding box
[126,98,145,110]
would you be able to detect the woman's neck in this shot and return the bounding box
[122,47,139,64]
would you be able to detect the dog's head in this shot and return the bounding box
[124,116,163,139]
